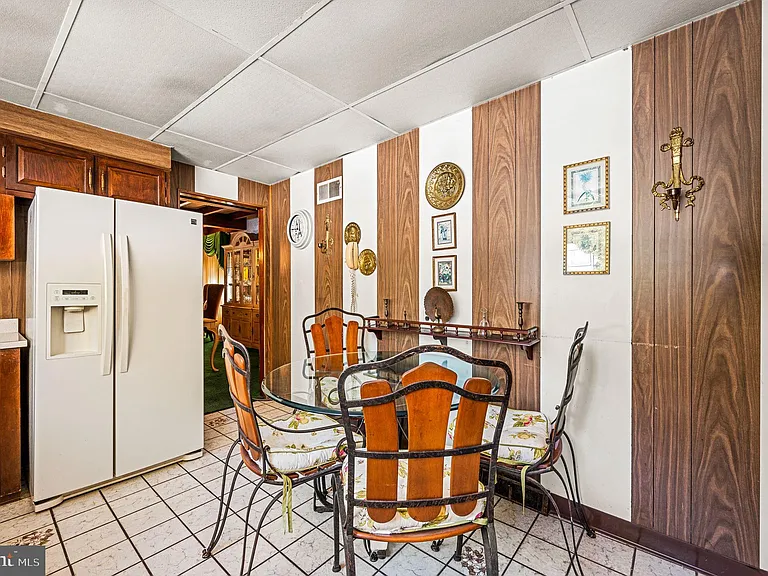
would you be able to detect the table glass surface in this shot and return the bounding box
[262,349,507,417]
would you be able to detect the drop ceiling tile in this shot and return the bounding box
[219,156,297,185]
[573,0,735,57]
[0,78,34,107]
[265,0,559,103]
[169,60,342,153]
[152,0,318,53]
[45,0,248,126]
[39,94,158,139]
[154,131,241,169]
[255,110,394,172]
[0,0,70,86]
[355,10,584,134]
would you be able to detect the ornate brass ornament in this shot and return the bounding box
[359,249,377,276]
[343,222,361,244]
[425,162,465,210]
[651,127,705,221]
[317,214,334,254]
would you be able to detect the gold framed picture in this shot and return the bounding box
[563,156,610,214]
[431,212,456,251]
[432,254,457,291]
[563,222,610,275]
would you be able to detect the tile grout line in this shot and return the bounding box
[48,509,74,575]
[99,488,154,576]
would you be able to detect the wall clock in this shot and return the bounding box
[286,209,313,249]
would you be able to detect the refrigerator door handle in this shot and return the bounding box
[118,235,131,373]
[101,233,114,376]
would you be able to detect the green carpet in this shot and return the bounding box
[204,339,261,414]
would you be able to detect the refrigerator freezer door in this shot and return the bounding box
[114,201,203,476]
[29,187,115,502]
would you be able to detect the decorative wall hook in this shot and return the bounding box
[651,127,705,221]
[317,214,334,253]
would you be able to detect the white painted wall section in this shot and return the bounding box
[540,49,633,520]
[343,145,378,352]
[418,109,473,354]
[290,169,315,363]
[194,166,238,200]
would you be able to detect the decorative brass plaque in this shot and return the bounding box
[359,249,377,276]
[344,222,361,244]
[425,162,465,210]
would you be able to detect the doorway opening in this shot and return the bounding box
[179,191,265,414]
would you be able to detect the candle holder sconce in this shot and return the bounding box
[651,127,705,221]
[317,214,334,253]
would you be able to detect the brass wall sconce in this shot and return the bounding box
[651,127,705,221]
[317,214,334,254]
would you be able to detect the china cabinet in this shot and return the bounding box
[222,231,261,348]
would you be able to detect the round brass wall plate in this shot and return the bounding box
[359,249,377,276]
[425,162,465,210]
[424,287,454,322]
[344,222,361,244]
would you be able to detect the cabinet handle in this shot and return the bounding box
[88,168,93,192]
[101,171,106,193]
[1,145,5,158]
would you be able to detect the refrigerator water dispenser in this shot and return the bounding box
[47,284,102,358]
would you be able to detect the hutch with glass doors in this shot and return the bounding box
[222,231,261,349]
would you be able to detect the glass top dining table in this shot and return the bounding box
[261,348,507,418]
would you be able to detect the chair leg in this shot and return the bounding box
[430,539,444,552]
[244,490,282,576]
[202,440,242,558]
[552,468,585,576]
[481,524,499,576]
[563,432,596,538]
[332,474,341,573]
[210,329,220,372]
[237,480,265,576]
[343,532,357,576]
[453,534,464,562]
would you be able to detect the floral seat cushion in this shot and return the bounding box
[340,455,486,535]
[447,406,550,465]
[259,411,362,474]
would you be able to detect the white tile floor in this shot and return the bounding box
[0,401,706,576]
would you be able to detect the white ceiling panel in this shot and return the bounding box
[169,60,342,153]
[154,131,241,168]
[264,0,560,103]
[39,94,158,139]
[0,0,70,86]
[151,0,319,53]
[255,110,394,171]
[0,79,34,107]
[355,10,584,134]
[45,0,248,126]
[219,155,297,185]
[573,0,736,57]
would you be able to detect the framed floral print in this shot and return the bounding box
[432,254,457,291]
[563,156,610,214]
[431,212,456,251]
[563,222,610,275]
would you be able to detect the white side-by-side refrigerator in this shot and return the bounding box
[27,187,203,507]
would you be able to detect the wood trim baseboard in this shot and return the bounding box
[552,494,767,576]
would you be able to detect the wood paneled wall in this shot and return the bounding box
[472,84,541,411]
[631,1,760,565]
[0,200,28,333]
[269,179,291,371]
[169,161,194,210]
[377,130,419,351]
[314,161,343,321]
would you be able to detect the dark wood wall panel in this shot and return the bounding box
[314,160,343,321]
[690,0,760,564]
[652,24,693,542]
[0,200,28,333]
[513,83,541,412]
[630,38,656,530]
[269,179,291,372]
[472,87,540,410]
[169,161,194,209]
[377,131,419,352]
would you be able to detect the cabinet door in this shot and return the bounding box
[0,194,13,260]
[5,136,94,196]
[98,157,167,206]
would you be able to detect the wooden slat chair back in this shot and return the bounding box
[337,345,512,548]
[303,307,366,369]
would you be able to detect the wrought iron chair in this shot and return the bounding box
[202,325,361,575]
[302,307,367,369]
[448,322,591,575]
[332,345,513,576]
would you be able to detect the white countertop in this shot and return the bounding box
[0,319,28,350]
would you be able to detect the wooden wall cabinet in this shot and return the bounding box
[222,232,261,349]
[97,157,168,206]
[0,194,14,261]
[5,136,94,197]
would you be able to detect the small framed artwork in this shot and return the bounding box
[432,254,457,291]
[563,222,610,275]
[431,212,456,251]
[563,156,610,214]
